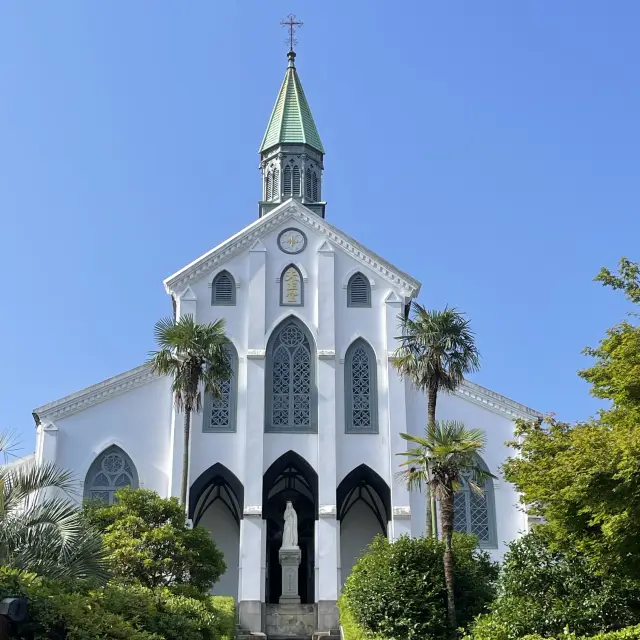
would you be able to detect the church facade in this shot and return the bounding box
[32,50,540,634]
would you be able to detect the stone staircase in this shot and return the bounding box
[235,623,340,640]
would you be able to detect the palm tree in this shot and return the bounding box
[397,421,493,634]
[0,431,108,580]
[149,315,232,507]
[393,303,480,537]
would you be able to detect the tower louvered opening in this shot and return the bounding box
[305,168,312,199]
[293,165,301,196]
[347,273,371,307]
[265,172,272,201]
[212,271,236,306]
[272,167,279,199]
[312,172,318,201]
[283,166,292,196]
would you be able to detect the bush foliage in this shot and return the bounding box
[467,532,640,640]
[341,533,498,640]
[84,488,225,592]
[519,626,640,640]
[0,567,235,640]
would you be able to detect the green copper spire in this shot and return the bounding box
[259,51,325,154]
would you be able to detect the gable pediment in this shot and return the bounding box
[163,200,421,298]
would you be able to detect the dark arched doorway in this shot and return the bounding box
[263,451,318,604]
[337,464,391,585]
[189,463,244,597]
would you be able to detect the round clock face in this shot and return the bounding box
[277,228,307,254]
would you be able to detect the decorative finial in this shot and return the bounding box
[281,14,303,55]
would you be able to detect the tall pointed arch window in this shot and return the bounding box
[84,445,138,504]
[312,172,318,201]
[203,343,238,432]
[280,264,303,307]
[347,272,371,307]
[453,457,498,548]
[283,166,292,196]
[272,167,279,199]
[292,165,301,196]
[266,318,317,433]
[211,270,236,306]
[345,339,378,433]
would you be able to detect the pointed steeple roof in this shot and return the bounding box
[260,51,325,154]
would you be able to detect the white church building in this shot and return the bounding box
[31,49,540,634]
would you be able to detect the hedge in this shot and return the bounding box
[520,627,640,640]
[0,567,235,640]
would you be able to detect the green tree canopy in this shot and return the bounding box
[85,488,225,593]
[504,258,640,578]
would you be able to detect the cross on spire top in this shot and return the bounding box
[281,14,303,53]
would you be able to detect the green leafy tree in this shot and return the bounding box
[397,421,493,635]
[393,303,480,538]
[504,258,640,579]
[85,487,225,592]
[149,315,232,506]
[0,431,107,581]
[341,533,497,640]
[469,532,640,640]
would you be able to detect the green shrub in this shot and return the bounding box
[0,567,235,640]
[341,533,498,640]
[84,488,226,593]
[338,597,383,640]
[468,532,640,640]
[519,624,640,639]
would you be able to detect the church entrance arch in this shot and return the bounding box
[263,451,318,604]
[189,463,243,598]
[337,464,391,585]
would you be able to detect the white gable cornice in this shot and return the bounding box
[456,379,542,421]
[33,364,158,423]
[163,200,421,297]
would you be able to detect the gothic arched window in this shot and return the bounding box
[212,270,236,306]
[312,171,318,201]
[347,272,371,307]
[292,165,301,196]
[266,318,317,433]
[280,264,303,307]
[84,445,138,504]
[305,168,312,199]
[453,458,497,548]
[345,339,378,433]
[272,167,279,199]
[203,343,238,432]
[283,166,292,196]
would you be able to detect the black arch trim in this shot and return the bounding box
[337,464,392,524]
[263,450,319,519]
[189,462,244,522]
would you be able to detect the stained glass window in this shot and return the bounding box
[452,461,497,548]
[84,446,138,504]
[266,319,316,432]
[345,339,378,433]
[203,344,237,432]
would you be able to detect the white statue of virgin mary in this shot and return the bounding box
[282,501,298,549]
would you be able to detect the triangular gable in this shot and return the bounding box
[163,200,421,298]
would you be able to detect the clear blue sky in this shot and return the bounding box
[2,2,638,453]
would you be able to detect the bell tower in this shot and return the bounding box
[258,47,326,218]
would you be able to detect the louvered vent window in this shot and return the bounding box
[265,172,272,201]
[305,168,312,199]
[272,168,279,199]
[312,172,318,201]
[212,271,236,306]
[347,273,371,307]
[283,166,292,196]
[292,165,301,196]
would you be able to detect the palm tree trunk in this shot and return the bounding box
[427,382,438,538]
[180,408,191,507]
[440,483,457,633]
[424,464,432,538]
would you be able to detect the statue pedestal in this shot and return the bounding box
[278,546,301,604]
